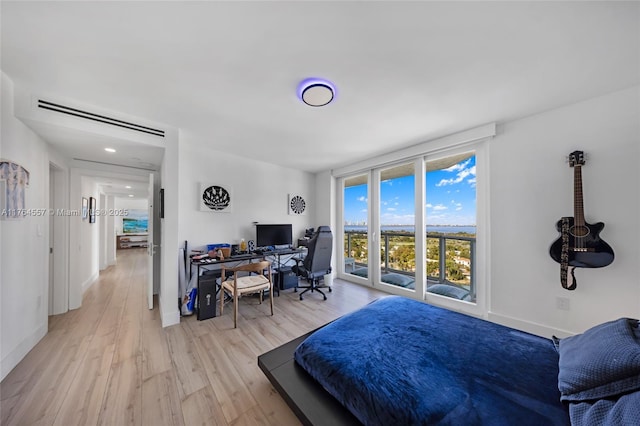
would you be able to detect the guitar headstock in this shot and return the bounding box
[568,150,585,167]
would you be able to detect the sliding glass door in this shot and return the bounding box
[343,174,370,282]
[425,152,477,302]
[378,162,416,293]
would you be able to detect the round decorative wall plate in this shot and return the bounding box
[202,185,231,211]
[290,195,306,214]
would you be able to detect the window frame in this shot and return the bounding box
[335,139,489,317]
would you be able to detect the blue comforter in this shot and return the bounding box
[556,317,640,425]
[294,296,569,425]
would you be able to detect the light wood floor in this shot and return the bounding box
[1,248,384,425]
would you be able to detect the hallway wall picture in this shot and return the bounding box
[0,160,30,220]
[82,197,88,220]
[89,197,96,223]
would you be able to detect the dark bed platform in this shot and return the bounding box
[260,296,640,425]
[257,329,360,426]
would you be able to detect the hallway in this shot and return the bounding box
[1,248,384,425]
[1,248,157,425]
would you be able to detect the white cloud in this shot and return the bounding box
[432,204,448,211]
[387,207,396,212]
[357,196,367,202]
[444,158,471,173]
[436,163,476,187]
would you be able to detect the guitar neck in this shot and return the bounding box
[574,165,585,226]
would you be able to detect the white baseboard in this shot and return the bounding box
[1,323,47,381]
[161,309,180,328]
[488,312,574,338]
[159,296,180,328]
[81,271,100,294]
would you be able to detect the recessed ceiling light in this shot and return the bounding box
[125,185,132,189]
[104,147,116,153]
[128,194,134,197]
[298,78,336,107]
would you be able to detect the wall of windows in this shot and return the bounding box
[337,141,485,311]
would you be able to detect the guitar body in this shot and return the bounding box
[549,217,614,268]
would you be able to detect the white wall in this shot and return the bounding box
[105,195,116,267]
[160,132,180,327]
[48,148,70,316]
[1,73,51,380]
[315,170,336,272]
[488,85,640,336]
[77,178,100,293]
[178,137,316,252]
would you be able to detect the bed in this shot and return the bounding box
[259,296,640,425]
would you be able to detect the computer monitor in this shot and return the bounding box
[256,224,292,247]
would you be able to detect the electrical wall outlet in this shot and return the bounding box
[556,297,570,311]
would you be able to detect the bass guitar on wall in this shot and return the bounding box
[549,151,614,289]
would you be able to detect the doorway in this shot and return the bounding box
[48,162,69,316]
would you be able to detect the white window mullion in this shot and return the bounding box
[414,156,426,298]
[370,169,381,286]
[336,176,346,277]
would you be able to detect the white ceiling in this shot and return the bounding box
[2,1,639,175]
[93,176,149,200]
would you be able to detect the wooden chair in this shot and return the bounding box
[219,260,273,328]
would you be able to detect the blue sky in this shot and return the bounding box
[344,156,476,226]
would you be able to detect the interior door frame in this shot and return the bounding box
[147,172,154,310]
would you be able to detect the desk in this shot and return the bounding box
[189,249,304,319]
[190,249,304,280]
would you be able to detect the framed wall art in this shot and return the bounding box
[200,183,233,213]
[0,160,30,220]
[288,193,307,215]
[89,196,96,223]
[82,197,88,220]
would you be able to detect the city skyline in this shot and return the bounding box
[344,155,476,226]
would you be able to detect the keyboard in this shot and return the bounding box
[253,248,293,256]
[272,248,296,254]
[229,253,254,260]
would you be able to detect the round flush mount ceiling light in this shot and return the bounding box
[104,147,116,153]
[297,78,336,107]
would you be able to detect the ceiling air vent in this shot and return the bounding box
[37,99,165,137]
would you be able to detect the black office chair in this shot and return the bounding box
[292,226,333,300]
